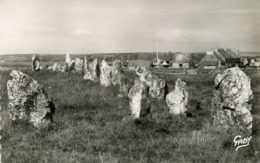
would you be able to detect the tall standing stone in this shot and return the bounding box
[7,70,55,128]
[65,53,71,65]
[100,60,112,87]
[211,67,253,133]
[75,58,84,74]
[111,60,125,86]
[166,79,188,115]
[84,58,99,81]
[128,81,150,118]
[83,57,88,73]
[65,54,75,71]
[32,55,40,71]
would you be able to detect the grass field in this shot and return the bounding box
[1,66,260,162]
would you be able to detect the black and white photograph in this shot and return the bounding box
[0,0,260,162]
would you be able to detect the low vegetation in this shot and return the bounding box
[0,68,260,162]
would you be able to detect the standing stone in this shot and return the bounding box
[118,76,129,97]
[75,58,84,74]
[166,79,188,115]
[7,70,55,128]
[128,81,150,118]
[100,60,112,87]
[211,67,253,133]
[68,60,75,71]
[52,63,63,72]
[65,54,75,71]
[61,64,68,72]
[149,78,166,100]
[84,58,98,81]
[83,57,88,73]
[52,63,58,72]
[32,55,40,71]
[65,53,71,65]
[135,66,166,99]
[111,60,125,86]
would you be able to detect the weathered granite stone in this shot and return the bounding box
[211,67,253,133]
[7,70,55,128]
[65,53,71,65]
[135,66,166,99]
[149,78,166,100]
[68,60,75,71]
[166,79,188,115]
[84,58,98,81]
[128,81,150,118]
[100,60,112,87]
[52,63,62,72]
[32,55,40,71]
[83,57,88,73]
[75,58,84,74]
[61,64,68,72]
[111,60,125,86]
[47,66,53,70]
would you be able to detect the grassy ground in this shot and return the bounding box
[1,68,260,163]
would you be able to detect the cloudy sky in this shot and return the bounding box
[0,0,259,54]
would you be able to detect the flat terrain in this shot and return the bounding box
[0,62,260,162]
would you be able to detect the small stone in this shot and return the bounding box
[52,63,63,72]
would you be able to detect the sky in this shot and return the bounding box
[0,0,260,54]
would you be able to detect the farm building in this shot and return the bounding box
[213,48,241,67]
[198,52,221,69]
[250,58,260,67]
[171,53,192,69]
[199,48,241,69]
[152,59,170,67]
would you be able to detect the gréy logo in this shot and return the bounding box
[233,135,252,151]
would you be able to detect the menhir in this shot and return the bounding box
[211,67,253,134]
[7,70,55,128]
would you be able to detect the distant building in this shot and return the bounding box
[198,52,221,69]
[199,48,241,69]
[171,53,192,69]
[250,58,260,67]
[152,58,161,67]
[213,48,241,67]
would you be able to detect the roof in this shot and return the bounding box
[172,53,191,63]
[198,54,219,66]
[225,49,240,58]
[213,50,225,63]
[214,48,240,60]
